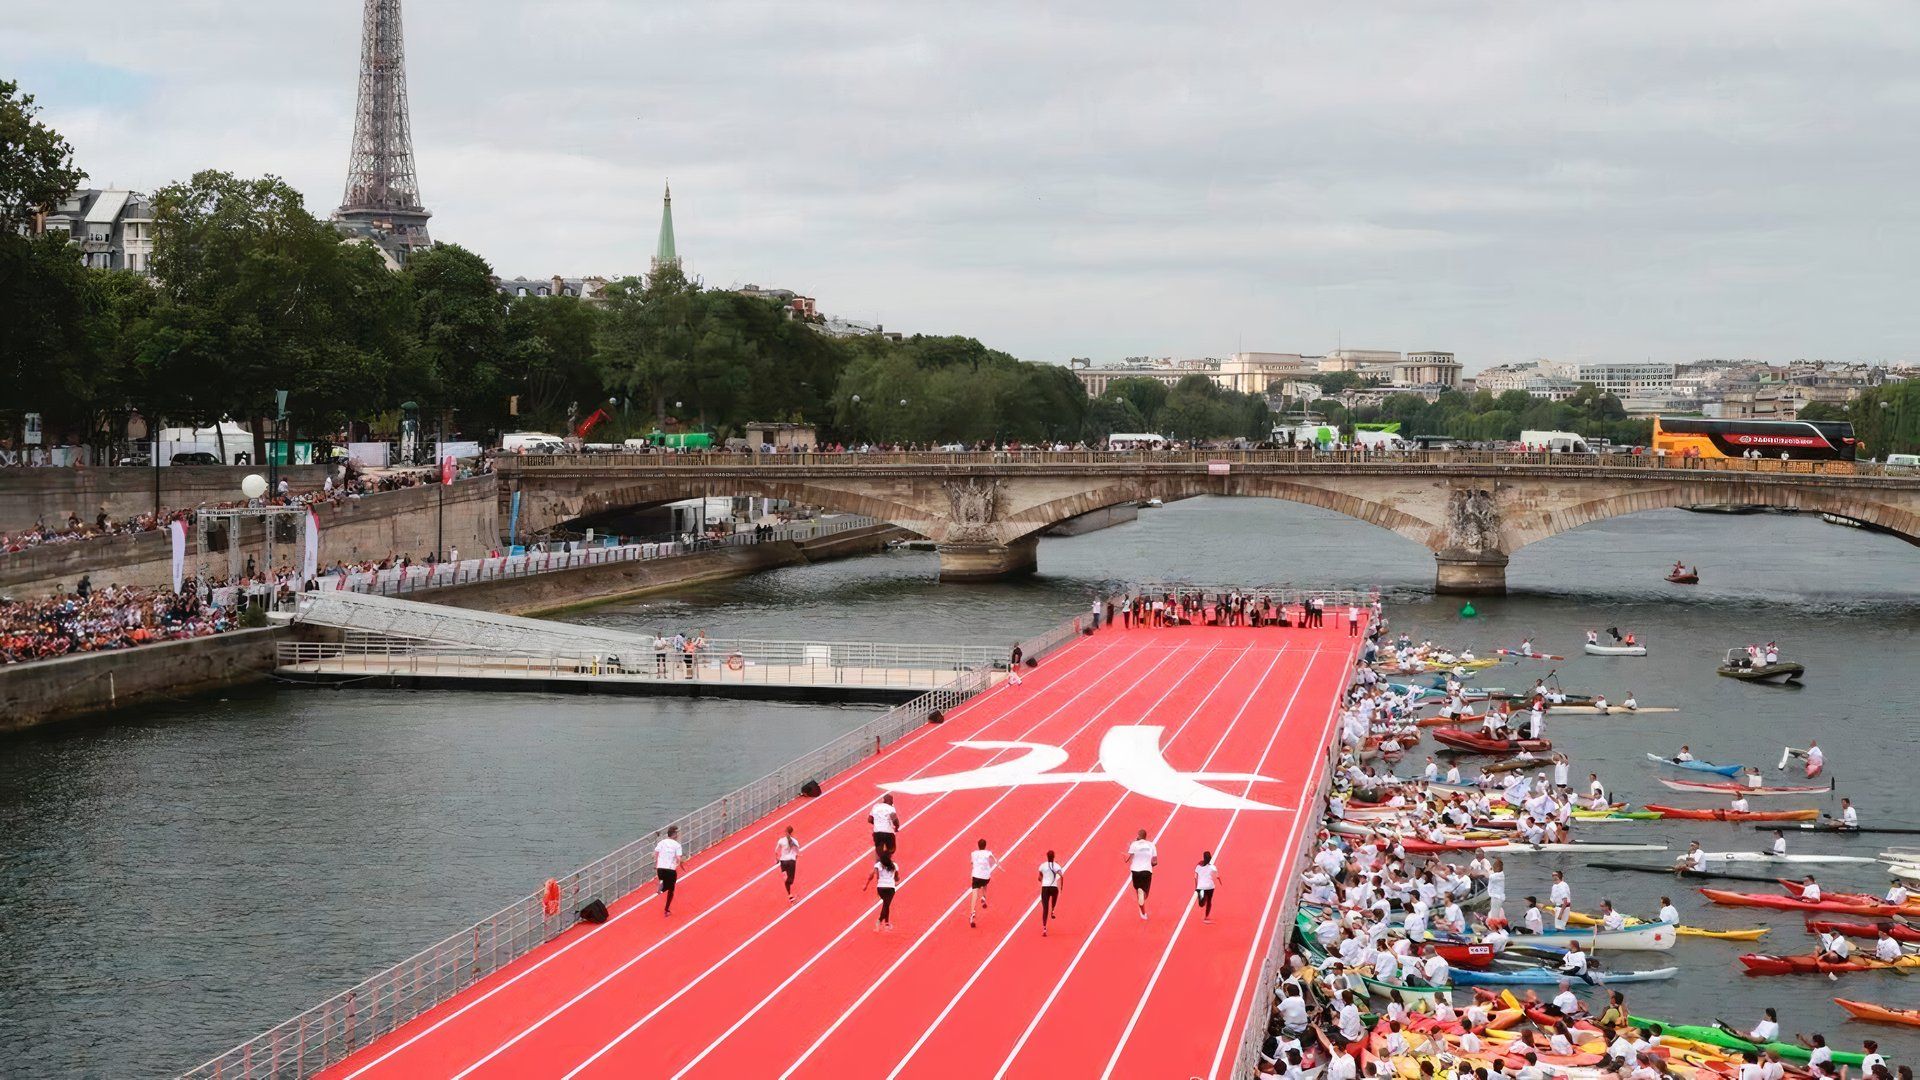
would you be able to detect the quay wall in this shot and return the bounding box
[0,478,500,599]
[0,465,330,534]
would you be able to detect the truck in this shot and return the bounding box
[626,430,715,450]
[1351,423,1410,450]
[1518,429,1593,454]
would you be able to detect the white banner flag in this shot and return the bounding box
[303,508,320,582]
[169,519,187,592]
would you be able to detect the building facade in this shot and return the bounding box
[37,189,155,275]
[1393,351,1462,389]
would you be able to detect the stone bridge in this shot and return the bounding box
[495,451,1920,592]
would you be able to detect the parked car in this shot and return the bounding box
[171,451,221,466]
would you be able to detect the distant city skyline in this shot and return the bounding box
[9,2,1920,369]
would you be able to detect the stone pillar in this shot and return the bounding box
[937,536,1039,582]
[1433,549,1508,594]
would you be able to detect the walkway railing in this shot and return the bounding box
[503,448,1918,479]
[180,659,1001,1079]
[315,516,878,601]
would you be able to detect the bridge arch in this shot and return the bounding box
[1003,478,1445,550]
[1500,479,1920,551]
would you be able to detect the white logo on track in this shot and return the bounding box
[880,726,1290,811]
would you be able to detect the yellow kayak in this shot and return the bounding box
[1566,910,1768,940]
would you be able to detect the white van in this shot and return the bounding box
[1107,433,1168,451]
[501,431,566,454]
[1885,453,1919,472]
[1519,429,1593,454]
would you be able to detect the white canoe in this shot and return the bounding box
[1510,920,1677,952]
[1547,705,1675,714]
[1583,643,1648,656]
[1698,852,1875,864]
[1489,842,1669,853]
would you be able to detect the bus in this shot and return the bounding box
[1652,416,1857,461]
[1106,432,1168,451]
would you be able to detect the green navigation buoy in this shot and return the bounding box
[1460,602,1477,617]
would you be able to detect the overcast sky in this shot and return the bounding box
[10,2,1920,369]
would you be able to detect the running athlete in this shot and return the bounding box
[968,839,997,927]
[1037,851,1065,936]
[654,825,685,916]
[1126,829,1158,919]
[863,854,901,931]
[774,825,801,901]
[870,793,902,858]
[1194,851,1220,924]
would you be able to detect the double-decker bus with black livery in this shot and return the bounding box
[1652,416,1858,461]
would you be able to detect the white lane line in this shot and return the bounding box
[564,640,1214,1080]
[988,645,1321,1080]
[337,633,1124,1080]
[780,643,1287,1079]
[1100,644,1339,1076]
[1204,628,1361,1078]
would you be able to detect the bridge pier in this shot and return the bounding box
[1433,549,1508,595]
[937,537,1038,582]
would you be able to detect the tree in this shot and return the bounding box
[1104,378,1171,429]
[0,80,85,235]
[1795,401,1846,423]
[405,242,511,432]
[595,263,705,427]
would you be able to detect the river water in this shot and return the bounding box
[4,497,1918,1075]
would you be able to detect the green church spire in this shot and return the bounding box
[652,180,679,272]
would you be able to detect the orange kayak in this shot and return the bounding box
[1833,998,1920,1028]
[1645,804,1819,822]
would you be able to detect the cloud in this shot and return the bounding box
[6,0,1919,367]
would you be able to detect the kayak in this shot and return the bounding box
[1805,919,1920,943]
[1488,842,1669,854]
[1737,952,1920,975]
[1696,851,1873,864]
[1545,704,1674,714]
[1777,879,1920,912]
[1583,642,1648,656]
[1644,804,1820,822]
[1657,778,1829,796]
[1758,822,1920,836]
[1584,862,1791,884]
[1699,888,1914,917]
[1495,648,1564,661]
[1510,920,1676,951]
[1434,941,1499,969]
[1434,729,1552,754]
[1833,998,1920,1029]
[1625,1019,1870,1066]
[1449,964,1679,986]
[1565,911,1768,941]
[1645,753,1744,777]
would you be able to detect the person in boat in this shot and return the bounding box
[1769,829,1788,857]
[1672,560,1687,576]
[1587,629,1600,646]
[1730,793,1751,814]
[1826,796,1858,830]
[1621,691,1638,712]
[1798,875,1822,903]
[1593,693,1609,715]
[1519,636,1534,655]
[1675,841,1707,872]
[1887,879,1910,907]
[1875,929,1905,963]
[1672,745,1695,763]
[1816,928,1854,964]
[1764,641,1780,665]
[1744,766,1765,789]
[1718,1009,1782,1046]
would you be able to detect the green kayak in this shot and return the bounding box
[1627,1017,1867,1067]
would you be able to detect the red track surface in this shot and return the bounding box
[324,618,1360,1079]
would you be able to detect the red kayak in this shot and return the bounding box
[1699,887,1913,917]
[1434,941,1498,969]
[1403,837,1507,853]
[1432,728,1553,755]
[1806,919,1920,944]
[1645,804,1820,822]
[1657,777,1830,796]
[1778,879,1920,913]
[1738,952,1920,975]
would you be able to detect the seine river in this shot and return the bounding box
[4,498,1918,1075]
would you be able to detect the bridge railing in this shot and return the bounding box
[179,658,1003,1079]
[501,448,1913,477]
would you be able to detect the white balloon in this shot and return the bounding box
[241,474,268,499]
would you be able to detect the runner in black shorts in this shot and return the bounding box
[773,825,800,902]
[654,824,685,916]
[1037,850,1065,936]
[869,794,901,858]
[1125,828,1158,919]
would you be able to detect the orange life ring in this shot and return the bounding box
[541,878,561,917]
[726,653,745,671]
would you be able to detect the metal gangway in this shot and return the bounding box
[282,590,1007,696]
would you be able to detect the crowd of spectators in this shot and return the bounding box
[0,581,235,665]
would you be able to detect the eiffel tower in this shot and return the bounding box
[334,0,431,259]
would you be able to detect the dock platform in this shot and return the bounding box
[312,616,1361,1079]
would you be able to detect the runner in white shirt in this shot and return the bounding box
[773,825,801,901]
[1193,851,1221,924]
[1037,851,1065,936]
[967,838,997,927]
[862,854,902,931]
[869,794,902,858]
[1125,829,1158,919]
[653,824,685,916]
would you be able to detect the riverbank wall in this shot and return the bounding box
[0,465,330,534]
[0,523,908,733]
[0,478,501,599]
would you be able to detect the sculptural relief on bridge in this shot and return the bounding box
[1443,487,1502,554]
[943,478,1004,544]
